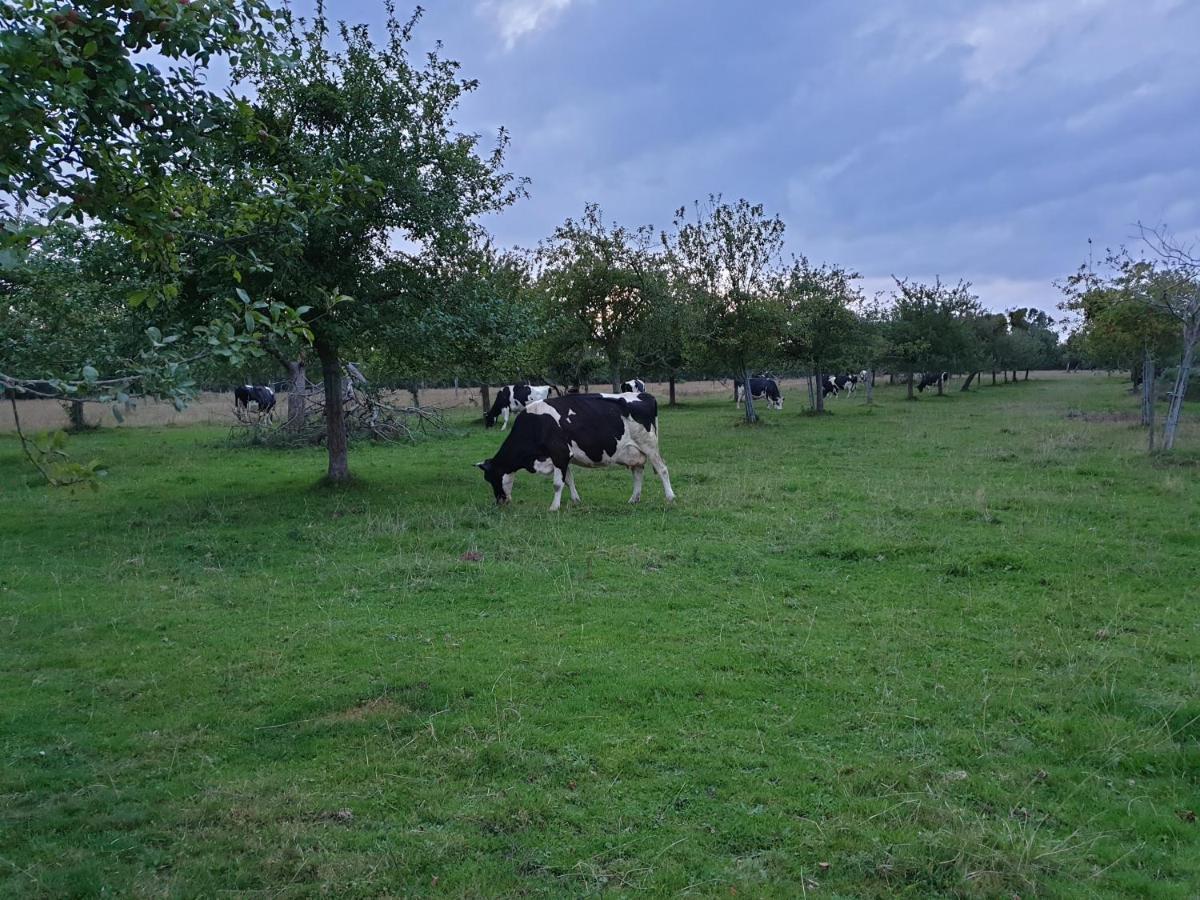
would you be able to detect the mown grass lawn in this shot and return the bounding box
[2,375,1198,898]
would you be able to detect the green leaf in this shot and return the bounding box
[235,287,250,304]
[82,41,98,58]
[82,365,99,382]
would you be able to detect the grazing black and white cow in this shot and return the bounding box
[821,375,839,397]
[234,384,276,413]
[734,376,783,410]
[916,372,948,393]
[621,378,646,393]
[828,373,861,396]
[475,392,675,511]
[484,384,553,430]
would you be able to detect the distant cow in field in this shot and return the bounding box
[827,373,861,396]
[485,384,553,430]
[476,392,674,511]
[234,384,276,414]
[621,378,646,393]
[916,372,948,393]
[734,376,783,410]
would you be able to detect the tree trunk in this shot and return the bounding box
[991,370,996,385]
[1162,330,1197,451]
[866,369,875,405]
[936,376,944,396]
[409,382,419,407]
[317,341,350,482]
[906,372,915,400]
[480,383,490,421]
[741,365,758,423]
[732,379,740,402]
[1003,370,1008,383]
[67,400,87,431]
[961,371,978,392]
[1012,370,1018,382]
[806,374,815,411]
[285,359,307,432]
[1140,349,1154,427]
[889,372,895,385]
[668,375,677,406]
[1147,366,1157,454]
[816,368,827,413]
[1024,369,1030,381]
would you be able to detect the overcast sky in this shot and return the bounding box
[295,0,1200,317]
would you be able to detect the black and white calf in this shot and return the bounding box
[621,378,646,393]
[234,384,276,414]
[475,392,675,511]
[484,384,553,430]
[734,376,783,410]
[916,372,949,393]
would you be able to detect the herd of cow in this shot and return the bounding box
[227,371,950,510]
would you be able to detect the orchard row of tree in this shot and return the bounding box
[7,0,1189,488]
[1,0,1070,485]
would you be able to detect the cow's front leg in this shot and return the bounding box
[564,467,581,504]
[500,407,510,431]
[549,467,566,511]
[628,464,644,504]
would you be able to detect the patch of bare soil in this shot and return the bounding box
[327,696,407,722]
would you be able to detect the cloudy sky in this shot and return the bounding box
[302,0,1199,316]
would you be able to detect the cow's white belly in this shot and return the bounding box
[568,434,646,468]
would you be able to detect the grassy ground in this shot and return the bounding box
[2,374,1197,898]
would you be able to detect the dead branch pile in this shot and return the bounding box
[228,365,449,448]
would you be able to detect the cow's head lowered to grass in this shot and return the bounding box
[474,458,514,504]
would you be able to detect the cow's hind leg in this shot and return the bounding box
[564,467,581,504]
[646,450,675,502]
[628,465,644,504]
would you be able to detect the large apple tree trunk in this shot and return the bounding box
[285,359,307,432]
[317,340,350,482]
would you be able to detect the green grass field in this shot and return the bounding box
[2,375,1198,898]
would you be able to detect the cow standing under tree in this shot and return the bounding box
[734,376,783,410]
[234,384,276,416]
[916,372,948,394]
[484,384,554,430]
[475,392,675,511]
